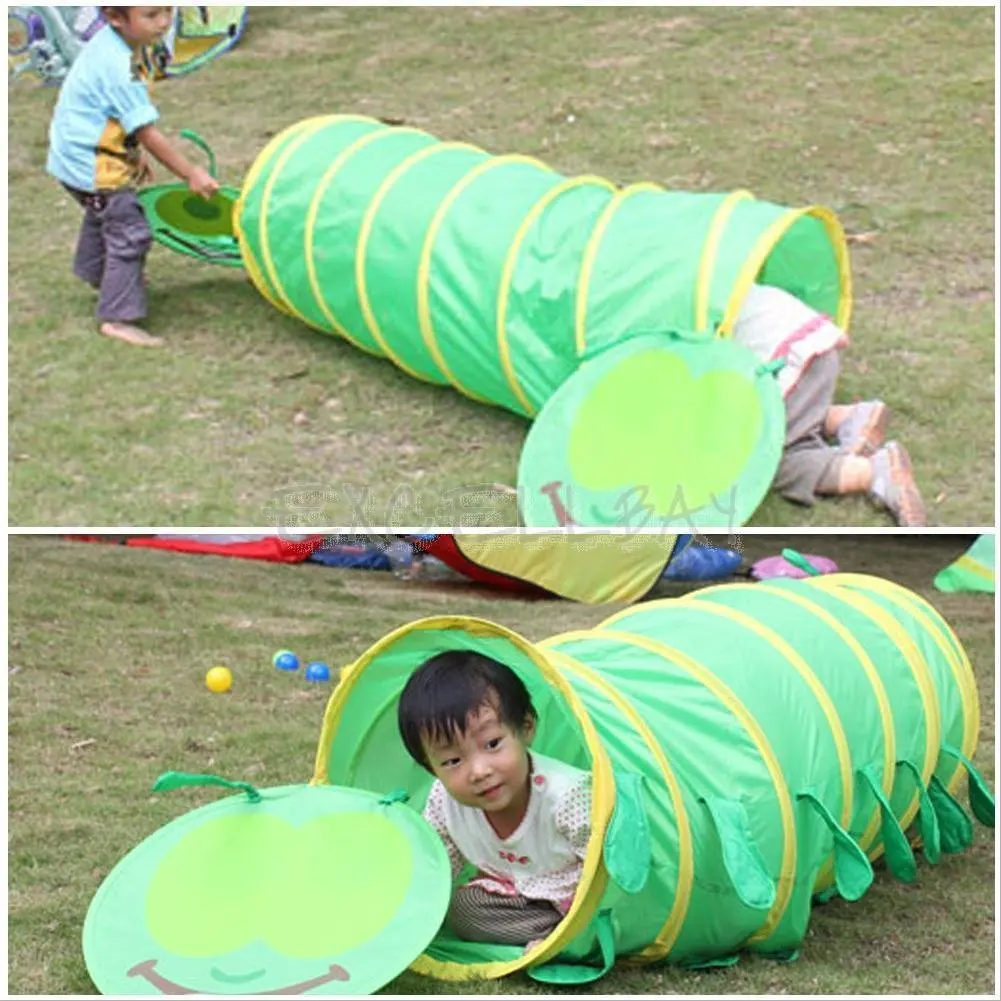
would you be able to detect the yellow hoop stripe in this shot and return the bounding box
[596,628,796,947]
[236,116,341,318]
[496,175,617,416]
[694,189,754,332]
[544,643,694,963]
[416,154,552,405]
[259,116,349,326]
[717,205,853,337]
[574,181,663,358]
[356,141,483,385]
[304,126,428,358]
[312,616,615,982]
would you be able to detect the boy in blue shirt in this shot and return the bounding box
[47,6,220,347]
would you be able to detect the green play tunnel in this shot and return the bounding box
[232,114,854,527]
[313,572,992,983]
[234,114,851,420]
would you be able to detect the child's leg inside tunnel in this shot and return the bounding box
[448,884,563,946]
[774,351,845,507]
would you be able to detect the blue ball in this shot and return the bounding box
[305,661,331,683]
[273,650,300,672]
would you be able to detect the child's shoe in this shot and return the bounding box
[837,400,889,456]
[869,441,926,527]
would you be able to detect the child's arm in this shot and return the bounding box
[423,782,467,882]
[134,125,220,199]
[555,776,593,862]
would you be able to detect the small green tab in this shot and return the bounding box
[152,771,261,803]
[780,549,823,577]
[859,766,916,882]
[700,796,776,911]
[897,759,941,864]
[798,789,873,901]
[756,358,787,378]
[928,775,974,853]
[378,789,411,806]
[528,909,616,985]
[941,744,996,828]
[603,771,651,894]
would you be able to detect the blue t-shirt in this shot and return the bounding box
[47,24,160,193]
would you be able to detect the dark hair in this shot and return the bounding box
[397,651,536,771]
[100,7,132,23]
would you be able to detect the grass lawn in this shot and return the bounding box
[7,533,996,995]
[7,6,996,528]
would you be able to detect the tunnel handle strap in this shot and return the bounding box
[895,759,942,863]
[797,789,873,901]
[527,908,615,985]
[699,796,775,911]
[927,774,974,853]
[940,743,996,827]
[603,771,651,894]
[857,765,917,882]
[178,128,218,179]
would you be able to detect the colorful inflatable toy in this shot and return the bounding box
[148,115,854,528]
[83,571,993,993]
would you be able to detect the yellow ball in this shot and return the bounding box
[205,666,232,694]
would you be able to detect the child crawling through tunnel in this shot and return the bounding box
[398,651,591,952]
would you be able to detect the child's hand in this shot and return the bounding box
[187,166,220,200]
[136,150,155,186]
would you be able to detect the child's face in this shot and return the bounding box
[423,703,535,818]
[108,6,173,48]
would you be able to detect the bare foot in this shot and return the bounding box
[100,322,163,348]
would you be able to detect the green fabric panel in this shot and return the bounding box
[307,128,441,354]
[757,212,843,321]
[686,584,888,847]
[896,759,942,864]
[238,122,313,306]
[541,643,682,961]
[705,199,797,330]
[362,145,488,384]
[607,604,845,951]
[831,580,966,795]
[528,909,616,985]
[856,766,917,883]
[581,192,725,358]
[551,633,782,962]
[604,771,651,894]
[779,579,931,851]
[427,161,557,409]
[278,125,434,332]
[941,745,996,827]
[796,790,873,902]
[928,775,974,853]
[503,182,616,413]
[699,797,776,911]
